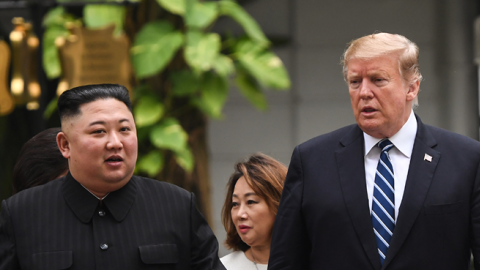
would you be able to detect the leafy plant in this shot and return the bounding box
[42,0,290,220]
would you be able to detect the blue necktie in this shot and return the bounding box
[372,139,395,265]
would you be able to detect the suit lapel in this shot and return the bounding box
[382,116,440,269]
[335,125,382,270]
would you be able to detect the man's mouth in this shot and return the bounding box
[106,156,123,162]
[362,107,376,113]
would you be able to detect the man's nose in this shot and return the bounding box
[107,132,123,149]
[359,79,374,98]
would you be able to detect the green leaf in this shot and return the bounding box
[150,118,188,152]
[156,0,185,15]
[84,5,126,36]
[136,150,163,177]
[212,54,234,77]
[170,70,201,96]
[184,31,221,72]
[42,27,68,79]
[42,6,66,27]
[43,97,58,119]
[134,96,164,128]
[192,72,228,118]
[236,40,290,89]
[185,2,218,29]
[174,147,194,173]
[234,38,265,55]
[131,21,184,78]
[43,6,78,28]
[218,0,269,46]
[235,68,267,111]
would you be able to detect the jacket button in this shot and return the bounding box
[98,210,106,217]
[100,243,109,250]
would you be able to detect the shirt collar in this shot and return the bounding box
[364,110,417,157]
[62,172,137,223]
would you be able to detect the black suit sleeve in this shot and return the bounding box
[189,193,226,270]
[268,146,310,270]
[0,200,20,270]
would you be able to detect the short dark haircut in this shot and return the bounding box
[58,84,132,122]
[221,153,287,251]
[12,127,69,194]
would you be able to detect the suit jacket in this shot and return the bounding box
[0,173,225,270]
[268,115,480,270]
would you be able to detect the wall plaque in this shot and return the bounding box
[56,25,132,96]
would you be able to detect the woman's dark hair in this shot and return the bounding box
[12,127,68,194]
[221,153,287,251]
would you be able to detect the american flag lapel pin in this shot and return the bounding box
[424,153,432,162]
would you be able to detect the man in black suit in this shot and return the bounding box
[268,33,480,269]
[0,84,225,269]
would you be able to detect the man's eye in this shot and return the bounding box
[374,78,388,86]
[92,130,105,134]
[120,127,130,132]
[349,80,360,88]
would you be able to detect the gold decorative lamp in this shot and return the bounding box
[9,17,41,110]
[0,40,14,115]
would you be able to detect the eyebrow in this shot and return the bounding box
[89,118,131,126]
[232,192,257,198]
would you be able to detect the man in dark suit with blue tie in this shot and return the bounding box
[0,84,225,269]
[268,33,480,269]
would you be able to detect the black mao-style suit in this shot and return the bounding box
[0,173,225,270]
[268,115,480,270]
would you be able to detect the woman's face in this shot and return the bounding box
[231,176,276,248]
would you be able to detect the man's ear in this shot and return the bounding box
[406,80,420,101]
[57,131,71,159]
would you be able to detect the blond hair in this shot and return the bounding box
[342,33,422,107]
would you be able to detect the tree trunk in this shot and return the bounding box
[125,0,214,226]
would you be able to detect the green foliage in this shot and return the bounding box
[131,21,184,78]
[42,7,77,79]
[192,72,228,118]
[42,27,68,78]
[235,67,267,111]
[218,1,269,46]
[156,0,185,15]
[185,2,218,29]
[150,118,189,152]
[84,5,126,36]
[41,0,291,175]
[133,96,164,127]
[234,39,290,89]
[43,97,59,119]
[136,150,164,177]
[170,70,201,96]
[212,55,234,77]
[184,31,221,73]
[174,146,194,173]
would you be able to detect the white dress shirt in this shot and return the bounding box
[364,110,417,221]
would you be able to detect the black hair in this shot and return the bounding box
[58,84,132,122]
[12,127,69,194]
